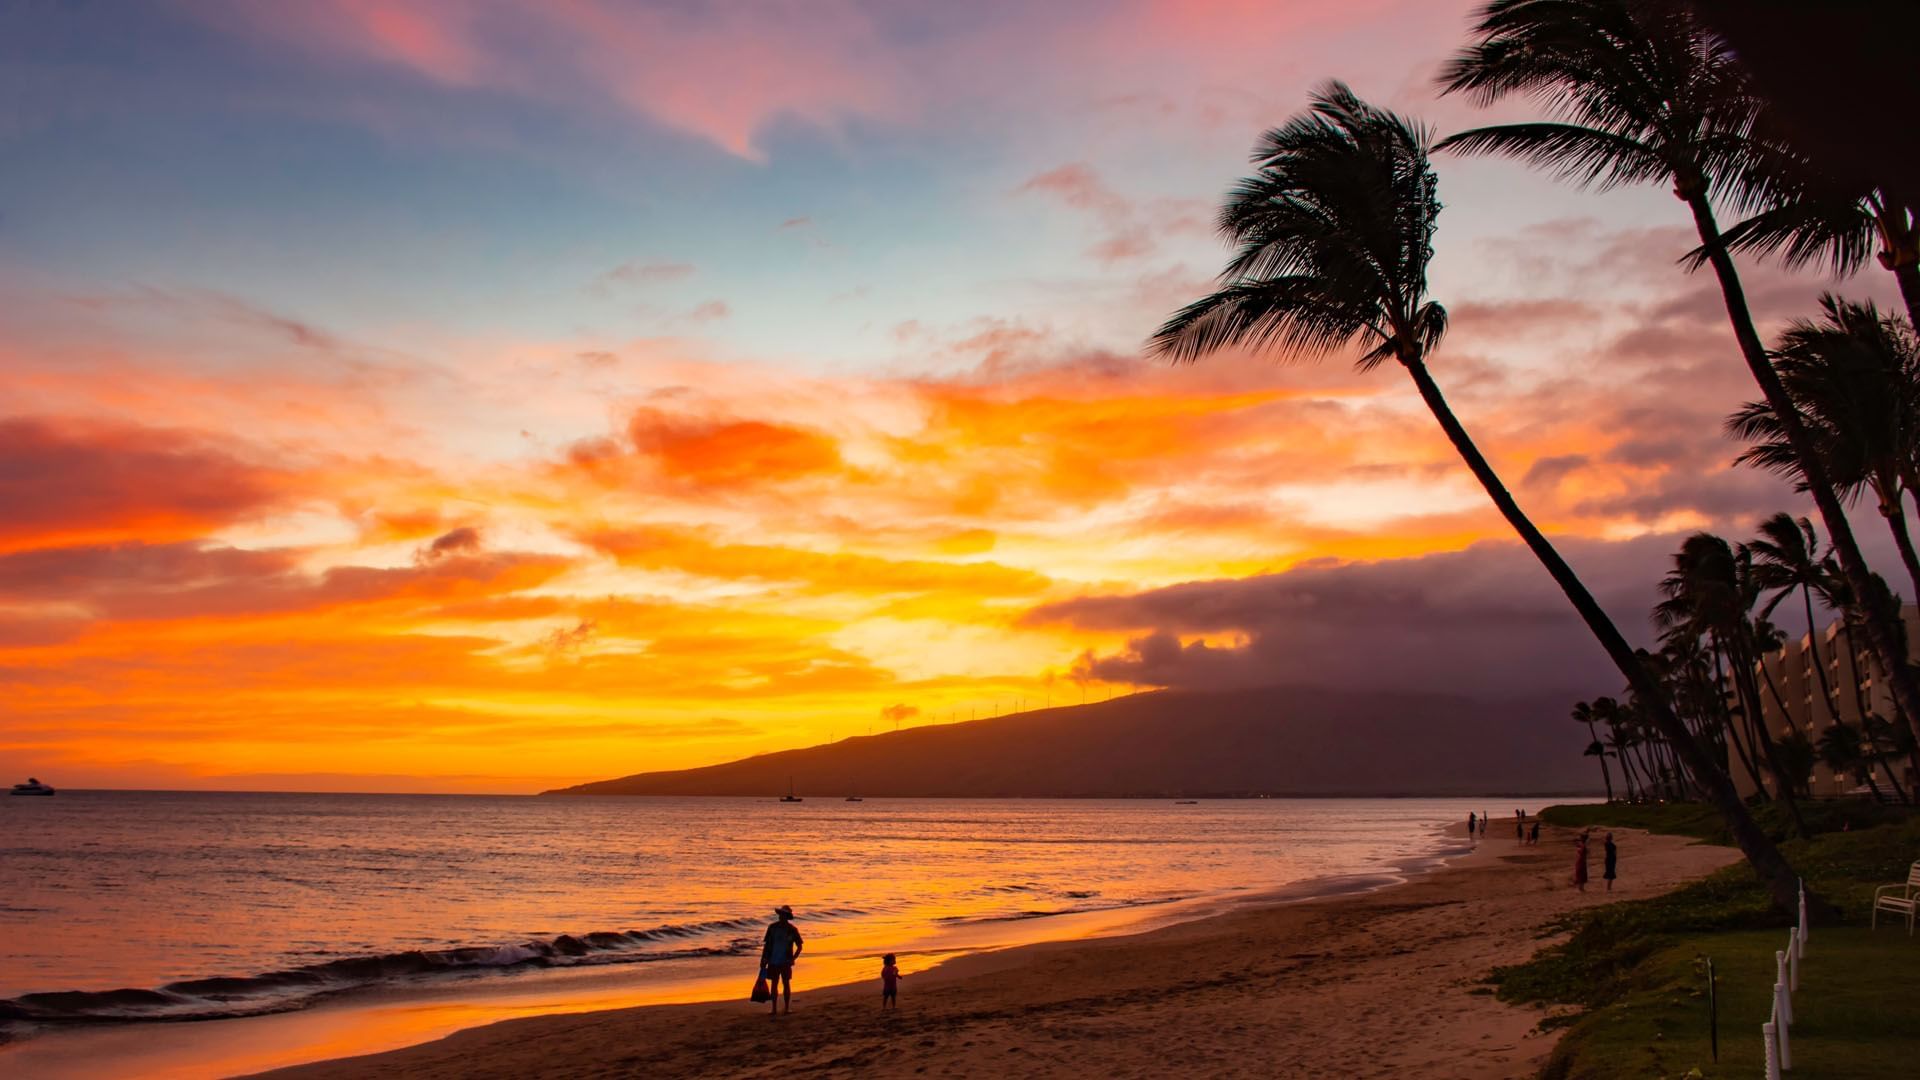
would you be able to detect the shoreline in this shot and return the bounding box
[0,820,1473,1080]
[254,821,1738,1079]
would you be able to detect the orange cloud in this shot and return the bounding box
[623,408,843,488]
[0,418,288,554]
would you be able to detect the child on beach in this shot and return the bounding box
[881,953,900,1009]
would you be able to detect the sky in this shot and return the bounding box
[0,0,1901,793]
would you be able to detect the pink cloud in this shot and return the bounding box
[215,0,905,161]
[1017,162,1208,264]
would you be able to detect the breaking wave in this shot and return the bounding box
[0,915,773,1033]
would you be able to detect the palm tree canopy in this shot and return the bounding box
[1435,0,1770,207]
[1148,81,1447,370]
[1746,512,1829,617]
[1725,296,1920,505]
[1691,143,1882,275]
[1654,531,1755,641]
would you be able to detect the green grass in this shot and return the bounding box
[1497,803,1920,1079]
[1538,927,1920,1080]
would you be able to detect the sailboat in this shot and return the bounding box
[779,777,803,803]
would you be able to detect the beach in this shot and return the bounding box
[260,823,1737,1079]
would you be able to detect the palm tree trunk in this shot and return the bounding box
[1398,355,1808,912]
[1875,207,1920,334]
[1882,498,1920,603]
[1803,586,1842,730]
[1895,260,1920,338]
[1686,191,1920,765]
[1862,769,1888,804]
[1712,642,1771,797]
[1731,634,1808,832]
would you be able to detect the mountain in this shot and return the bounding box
[543,684,1600,798]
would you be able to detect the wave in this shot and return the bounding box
[934,893,1187,926]
[0,916,771,1033]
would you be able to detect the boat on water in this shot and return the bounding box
[1173,799,1198,805]
[779,777,803,803]
[10,777,55,796]
[844,796,864,802]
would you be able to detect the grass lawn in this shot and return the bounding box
[1542,927,1920,1079]
[1498,802,1919,1080]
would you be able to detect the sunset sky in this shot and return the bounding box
[1,1,1898,792]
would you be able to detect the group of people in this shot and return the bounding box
[1466,808,1538,844]
[1571,830,1618,893]
[1465,811,1616,890]
[755,905,900,1017]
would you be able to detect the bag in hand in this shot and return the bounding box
[750,970,772,1003]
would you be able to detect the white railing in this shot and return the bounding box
[1764,879,1812,1076]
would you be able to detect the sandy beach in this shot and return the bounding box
[257,823,1737,1079]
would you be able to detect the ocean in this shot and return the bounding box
[1,791,1513,1076]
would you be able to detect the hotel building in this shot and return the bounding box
[1734,605,1920,799]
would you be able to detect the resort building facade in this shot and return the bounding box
[1735,604,1920,799]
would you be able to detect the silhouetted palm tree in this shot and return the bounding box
[1151,81,1799,903]
[1704,139,1920,335]
[1436,1,1920,840]
[1572,699,1615,801]
[1729,298,1920,597]
[1747,513,1842,729]
[1653,532,1807,834]
[1817,722,1886,803]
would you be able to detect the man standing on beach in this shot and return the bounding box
[762,906,804,1016]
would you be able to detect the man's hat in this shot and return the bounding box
[775,905,794,918]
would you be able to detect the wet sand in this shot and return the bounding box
[258,823,1738,1079]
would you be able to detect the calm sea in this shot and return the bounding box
[1,792,1509,1050]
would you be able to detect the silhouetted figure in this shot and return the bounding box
[1528,821,1540,846]
[880,952,900,1009]
[1516,817,1524,842]
[1603,833,1618,892]
[761,905,804,1016]
[1572,833,1590,892]
[1467,811,1476,840]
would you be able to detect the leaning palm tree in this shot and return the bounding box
[1151,80,1804,908]
[1728,298,1920,599]
[1436,0,1920,788]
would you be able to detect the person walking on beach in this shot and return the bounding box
[1516,816,1524,842]
[1603,833,1618,892]
[761,905,804,1016]
[1572,833,1590,892]
[880,953,900,1010]
[1467,811,1476,840]
[1528,821,1540,846]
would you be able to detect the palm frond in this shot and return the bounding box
[1149,80,1443,370]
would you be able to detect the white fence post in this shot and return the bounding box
[1775,951,1793,1025]
[1798,878,1809,953]
[1788,928,1800,991]
[1764,1020,1782,1080]
[1775,986,1792,1071]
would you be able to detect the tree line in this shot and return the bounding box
[1149,0,1916,914]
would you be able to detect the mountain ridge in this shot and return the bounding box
[544,684,1599,798]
